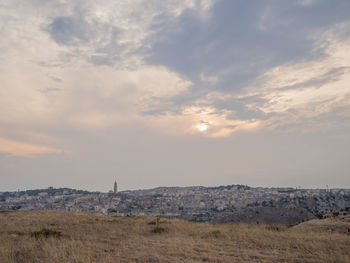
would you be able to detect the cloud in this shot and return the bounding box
[297,0,318,6]
[1,3,350,138]
[41,87,62,93]
[148,0,350,101]
[147,20,350,137]
[1,0,350,141]
[48,16,90,46]
[49,76,63,83]
[0,137,61,157]
[1,0,215,73]
[248,24,350,125]
[200,73,218,85]
[0,59,192,137]
[41,0,215,67]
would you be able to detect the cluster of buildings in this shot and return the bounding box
[0,184,349,225]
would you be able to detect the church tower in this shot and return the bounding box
[113,180,118,194]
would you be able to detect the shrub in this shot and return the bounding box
[315,212,324,219]
[151,216,166,234]
[30,228,62,239]
[332,211,339,217]
[151,227,166,233]
[209,230,221,238]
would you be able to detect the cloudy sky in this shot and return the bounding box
[1,0,350,191]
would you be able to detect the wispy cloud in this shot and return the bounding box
[0,137,61,157]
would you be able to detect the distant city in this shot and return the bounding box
[1,184,349,225]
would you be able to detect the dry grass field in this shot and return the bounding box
[0,210,349,263]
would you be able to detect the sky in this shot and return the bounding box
[0,0,350,192]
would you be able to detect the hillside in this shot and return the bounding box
[1,185,349,225]
[0,211,349,263]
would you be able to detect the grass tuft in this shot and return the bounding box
[5,230,27,236]
[265,225,284,231]
[208,230,221,238]
[151,227,166,233]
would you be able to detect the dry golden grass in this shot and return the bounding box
[0,210,349,263]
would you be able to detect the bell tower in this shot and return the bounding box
[113,180,118,194]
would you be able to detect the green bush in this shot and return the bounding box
[315,212,324,219]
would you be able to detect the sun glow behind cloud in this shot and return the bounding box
[197,123,208,132]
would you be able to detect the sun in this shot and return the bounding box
[196,123,208,132]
